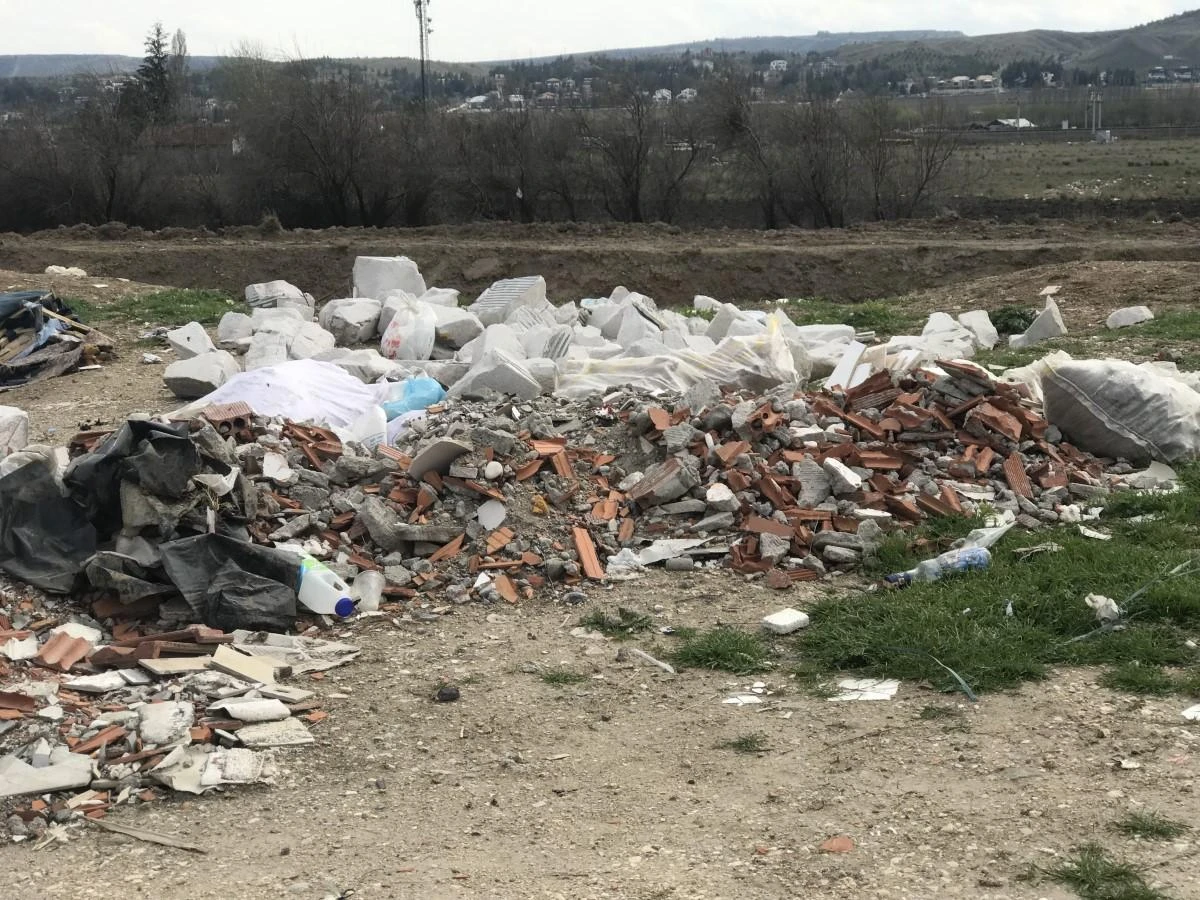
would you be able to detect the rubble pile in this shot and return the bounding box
[0,574,356,836]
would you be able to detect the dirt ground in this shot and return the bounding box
[5,219,1200,305]
[1,237,1199,899]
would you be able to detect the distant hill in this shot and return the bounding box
[0,54,222,78]
[502,30,965,63]
[834,10,1200,72]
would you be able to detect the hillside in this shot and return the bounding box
[0,54,223,78]
[835,9,1200,73]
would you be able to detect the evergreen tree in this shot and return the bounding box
[138,23,172,122]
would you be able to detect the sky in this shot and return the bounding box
[3,0,1199,62]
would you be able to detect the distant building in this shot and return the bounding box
[652,88,673,104]
[677,87,698,103]
[536,91,558,109]
[769,59,788,72]
[949,75,971,89]
[975,74,996,89]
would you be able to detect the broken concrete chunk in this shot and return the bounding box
[166,321,216,360]
[450,350,541,401]
[137,702,195,746]
[1106,306,1154,329]
[432,306,485,349]
[469,276,548,326]
[705,483,740,513]
[289,321,338,360]
[628,458,701,507]
[795,458,832,506]
[246,280,311,312]
[823,457,863,495]
[208,697,292,723]
[0,752,92,799]
[1009,298,1067,349]
[163,351,242,400]
[237,717,314,748]
[823,545,862,565]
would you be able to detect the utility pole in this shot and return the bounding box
[414,0,432,104]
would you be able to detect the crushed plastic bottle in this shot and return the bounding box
[886,547,991,587]
[296,556,355,618]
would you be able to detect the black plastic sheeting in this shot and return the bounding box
[0,418,301,631]
[0,455,97,594]
[160,535,298,633]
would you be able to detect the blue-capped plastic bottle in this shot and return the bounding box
[886,547,991,586]
[297,556,355,618]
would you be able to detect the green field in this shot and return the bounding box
[961,137,1200,202]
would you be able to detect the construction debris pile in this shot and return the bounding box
[0,573,356,838]
[0,292,114,391]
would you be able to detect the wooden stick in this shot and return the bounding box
[88,819,207,854]
[39,307,115,345]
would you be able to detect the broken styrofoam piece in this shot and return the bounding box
[469,276,548,327]
[1106,306,1155,329]
[0,636,38,661]
[1119,462,1179,491]
[243,330,290,371]
[829,679,900,701]
[957,310,1000,349]
[45,265,87,277]
[353,256,426,301]
[216,312,253,352]
[0,405,29,456]
[762,608,811,635]
[457,324,526,365]
[138,701,195,746]
[207,697,292,723]
[417,287,461,308]
[163,351,242,400]
[1009,298,1067,349]
[322,298,383,346]
[0,751,92,799]
[693,295,721,312]
[1183,705,1200,721]
[635,538,711,567]
[288,322,337,360]
[826,341,867,391]
[245,280,311,311]
[450,349,541,401]
[432,306,484,349]
[166,321,216,360]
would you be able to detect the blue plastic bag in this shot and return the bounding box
[382,376,446,421]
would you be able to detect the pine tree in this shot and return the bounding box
[138,23,172,122]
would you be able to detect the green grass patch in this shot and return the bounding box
[579,607,655,640]
[785,299,922,336]
[1041,843,1170,900]
[797,475,1200,695]
[1099,663,1178,696]
[539,668,590,686]
[715,732,770,754]
[990,305,1038,336]
[69,289,236,326]
[1113,811,1191,841]
[671,627,770,675]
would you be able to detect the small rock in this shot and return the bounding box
[483,461,504,480]
[435,685,461,703]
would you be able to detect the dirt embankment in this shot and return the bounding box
[4,220,1200,304]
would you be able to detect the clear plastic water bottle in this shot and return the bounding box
[351,570,385,613]
[887,547,991,586]
[296,556,355,618]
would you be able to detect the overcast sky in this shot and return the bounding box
[3,1,1198,62]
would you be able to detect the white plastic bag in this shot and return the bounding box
[1042,358,1200,464]
[380,300,436,361]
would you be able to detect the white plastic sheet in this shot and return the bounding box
[173,360,387,429]
[555,318,807,399]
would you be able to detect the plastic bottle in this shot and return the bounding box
[296,556,355,618]
[886,547,991,587]
[351,569,385,613]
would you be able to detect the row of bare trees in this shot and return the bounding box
[0,61,969,233]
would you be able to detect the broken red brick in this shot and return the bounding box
[486,528,516,554]
[494,574,520,604]
[743,515,794,538]
[428,534,466,563]
[0,692,36,713]
[36,633,93,673]
[648,407,671,431]
[1004,454,1034,499]
[968,403,1023,443]
[572,527,605,580]
[71,725,128,756]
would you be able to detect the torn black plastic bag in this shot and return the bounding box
[0,457,96,594]
[84,551,177,604]
[159,534,298,632]
[65,419,202,539]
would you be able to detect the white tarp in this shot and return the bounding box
[173,360,388,429]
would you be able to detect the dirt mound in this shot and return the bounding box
[5,220,1200,306]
